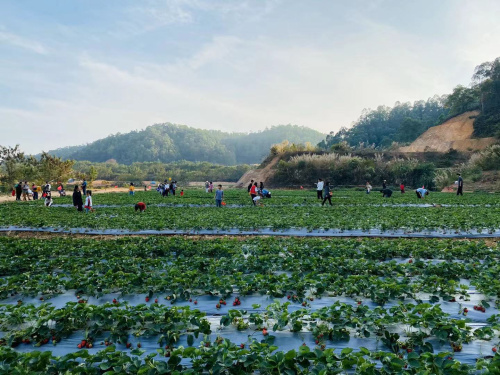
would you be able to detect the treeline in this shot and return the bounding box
[73,161,251,183]
[272,153,436,189]
[319,97,449,149]
[45,124,325,165]
[319,56,500,149]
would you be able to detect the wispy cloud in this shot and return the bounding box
[0,31,47,54]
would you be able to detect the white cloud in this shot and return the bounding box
[0,31,47,54]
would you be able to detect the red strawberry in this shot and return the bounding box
[240,343,245,349]
[77,343,82,349]
[407,348,412,353]
[262,328,268,336]
[492,347,497,352]
[39,297,44,301]
[145,297,150,302]
[154,298,158,303]
[81,340,87,346]
[126,342,131,349]
[408,259,413,264]
[216,303,221,309]
[194,300,198,305]
[287,295,291,299]
[315,340,319,344]
[137,343,141,348]
[189,298,192,302]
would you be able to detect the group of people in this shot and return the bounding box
[155,181,178,197]
[315,179,333,206]
[364,173,464,199]
[247,180,271,206]
[13,181,69,201]
[72,185,93,212]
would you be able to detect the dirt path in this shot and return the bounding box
[0,187,131,204]
[235,156,280,188]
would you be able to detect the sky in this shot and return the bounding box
[1,0,500,154]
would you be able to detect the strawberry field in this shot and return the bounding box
[0,189,499,373]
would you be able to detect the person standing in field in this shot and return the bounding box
[135,202,146,212]
[250,182,258,205]
[457,173,463,196]
[205,181,209,193]
[215,184,224,207]
[22,181,30,201]
[382,180,387,189]
[366,181,372,194]
[82,179,87,195]
[171,181,177,196]
[84,190,93,213]
[73,185,83,211]
[400,182,405,194]
[129,182,135,196]
[32,183,38,200]
[247,180,254,193]
[15,182,22,201]
[316,178,324,199]
[322,182,333,206]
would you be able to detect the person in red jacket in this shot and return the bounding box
[250,182,258,206]
[135,202,146,212]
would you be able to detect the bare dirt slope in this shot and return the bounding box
[235,156,280,188]
[399,111,496,153]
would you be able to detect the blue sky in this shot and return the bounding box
[1,0,500,154]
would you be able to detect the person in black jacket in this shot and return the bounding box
[73,185,83,212]
[322,182,333,206]
[15,182,22,201]
[247,179,254,193]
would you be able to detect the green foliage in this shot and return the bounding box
[273,153,436,188]
[472,57,500,137]
[72,160,251,183]
[319,97,449,149]
[45,124,325,165]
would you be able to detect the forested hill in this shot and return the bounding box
[46,124,324,165]
[320,56,500,150]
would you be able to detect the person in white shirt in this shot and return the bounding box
[84,190,93,213]
[366,181,372,194]
[316,179,324,199]
[44,193,53,207]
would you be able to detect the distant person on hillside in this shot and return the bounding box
[215,185,224,207]
[205,181,209,193]
[247,180,254,193]
[250,182,258,205]
[457,173,463,196]
[45,193,53,207]
[382,180,387,189]
[366,181,372,194]
[129,182,135,196]
[322,182,333,206]
[381,188,392,198]
[400,182,405,194]
[82,179,87,195]
[73,185,83,212]
[84,190,93,213]
[15,182,22,201]
[135,202,146,212]
[416,186,429,199]
[316,178,324,199]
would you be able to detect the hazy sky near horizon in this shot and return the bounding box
[1,0,500,154]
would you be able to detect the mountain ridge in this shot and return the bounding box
[44,123,325,165]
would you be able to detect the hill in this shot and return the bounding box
[319,56,500,150]
[399,111,496,153]
[45,124,324,165]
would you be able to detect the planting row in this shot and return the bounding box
[1,203,500,232]
[0,237,498,306]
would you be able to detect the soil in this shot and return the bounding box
[399,111,496,153]
[235,156,280,188]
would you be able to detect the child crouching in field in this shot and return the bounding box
[84,190,93,213]
[44,193,53,207]
[135,202,146,212]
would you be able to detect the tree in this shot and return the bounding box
[0,145,26,186]
[37,153,75,184]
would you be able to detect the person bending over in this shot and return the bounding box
[381,188,392,198]
[416,187,429,199]
[135,202,146,212]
